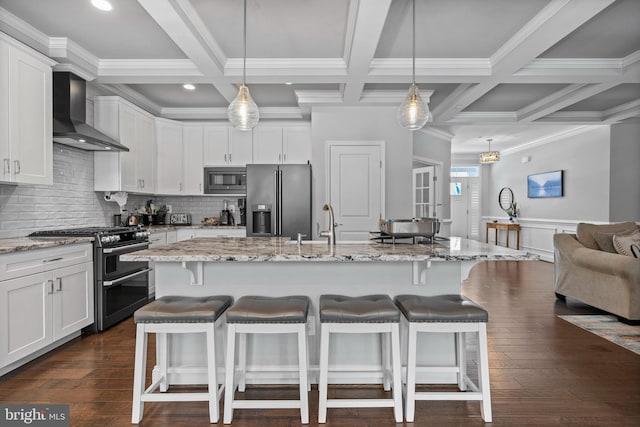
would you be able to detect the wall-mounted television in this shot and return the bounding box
[527,170,563,198]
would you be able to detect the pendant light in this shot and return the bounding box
[398,0,431,130]
[479,138,500,164]
[228,0,259,131]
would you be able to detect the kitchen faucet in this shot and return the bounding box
[319,203,337,245]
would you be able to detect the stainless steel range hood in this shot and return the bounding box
[53,72,129,152]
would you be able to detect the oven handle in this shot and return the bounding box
[102,242,149,254]
[103,267,152,287]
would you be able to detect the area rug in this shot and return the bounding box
[559,315,640,355]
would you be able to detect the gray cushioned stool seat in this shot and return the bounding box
[226,295,309,324]
[134,295,232,324]
[320,294,400,323]
[395,294,488,323]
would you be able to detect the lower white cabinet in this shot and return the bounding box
[176,228,246,241]
[0,244,93,372]
[148,232,168,298]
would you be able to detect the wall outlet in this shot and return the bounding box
[229,205,235,212]
[166,204,172,213]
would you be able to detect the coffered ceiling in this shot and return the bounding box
[1,0,638,154]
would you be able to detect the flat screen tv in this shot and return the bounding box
[527,170,563,198]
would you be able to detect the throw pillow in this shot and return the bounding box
[613,229,640,258]
[593,229,637,253]
[576,222,637,250]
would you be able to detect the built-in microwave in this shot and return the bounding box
[204,167,247,195]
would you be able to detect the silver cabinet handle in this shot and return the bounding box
[56,277,62,292]
[102,241,149,253]
[103,267,152,287]
[47,280,55,294]
[224,154,228,163]
[141,179,145,188]
[3,158,9,174]
[229,153,232,163]
[279,154,282,163]
[13,160,20,174]
[179,183,182,191]
[284,153,287,163]
[199,183,202,192]
[43,257,63,263]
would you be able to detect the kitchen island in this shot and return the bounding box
[123,237,535,386]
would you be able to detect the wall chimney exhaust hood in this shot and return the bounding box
[53,72,129,152]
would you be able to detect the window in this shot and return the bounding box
[451,166,479,177]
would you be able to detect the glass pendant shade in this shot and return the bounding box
[228,84,259,131]
[398,83,431,130]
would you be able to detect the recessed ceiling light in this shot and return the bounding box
[78,139,86,143]
[91,0,113,11]
[183,83,196,90]
[285,82,293,85]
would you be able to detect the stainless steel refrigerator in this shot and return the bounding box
[246,164,311,239]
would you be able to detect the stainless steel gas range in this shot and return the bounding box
[29,226,151,332]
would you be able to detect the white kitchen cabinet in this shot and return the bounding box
[155,118,183,194]
[93,97,156,193]
[182,125,204,194]
[0,244,93,372]
[0,33,54,185]
[176,227,246,241]
[253,125,310,164]
[148,231,168,298]
[203,126,252,166]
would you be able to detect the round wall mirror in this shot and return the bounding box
[498,187,514,212]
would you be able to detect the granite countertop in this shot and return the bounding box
[121,236,537,263]
[0,236,95,255]
[146,225,246,232]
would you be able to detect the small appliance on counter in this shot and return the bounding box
[237,198,246,226]
[220,200,235,226]
[169,213,192,225]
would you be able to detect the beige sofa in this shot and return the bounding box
[553,222,640,323]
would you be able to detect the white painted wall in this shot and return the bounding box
[609,123,640,223]
[311,107,413,236]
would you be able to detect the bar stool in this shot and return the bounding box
[131,295,232,424]
[223,295,310,424]
[318,294,403,423]
[394,294,492,423]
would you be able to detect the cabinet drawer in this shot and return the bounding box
[0,244,92,282]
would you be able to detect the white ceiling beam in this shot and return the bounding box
[136,0,236,101]
[341,0,392,104]
[435,0,617,122]
[603,99,640,122]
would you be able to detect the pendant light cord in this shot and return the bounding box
[243,0,247,86]
[412,0,416,85]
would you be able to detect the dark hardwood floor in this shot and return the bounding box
[1,260,638,426]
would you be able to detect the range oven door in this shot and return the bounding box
[96,241,151,332]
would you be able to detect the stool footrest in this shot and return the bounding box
[142,392,212,402]
[414,391,483,401]
[326,399,396,408]
[233,400,302,409]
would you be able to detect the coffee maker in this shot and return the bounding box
[220,199,235,226]
[237,198,246,226]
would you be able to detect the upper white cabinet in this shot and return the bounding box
[203,126,252,166]
[182,125,204,194]
[253,125,311,164]
[93,97,156,193]
[0,33,54,185]
[155,118,183,194]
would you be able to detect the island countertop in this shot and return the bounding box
[120,236,536,262]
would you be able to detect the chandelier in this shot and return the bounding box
[479,139,500,164]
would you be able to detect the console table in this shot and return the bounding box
[486,222,520,250]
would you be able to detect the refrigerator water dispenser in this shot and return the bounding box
[252,204,272,235]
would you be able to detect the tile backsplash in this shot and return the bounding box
[0,144,242,238]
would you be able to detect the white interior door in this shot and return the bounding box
[328,143,383,241]
[413,166,436,218]
[450,177,481,240]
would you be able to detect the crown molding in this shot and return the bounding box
[106,84,162,116]
[225,58,348,76]
[418,127,454,141]
[48,37,99,78]
[296,90,343,105]
[52,63,95,81]
[160,106,305,121]
[603,99,640,122]
[501,125,598,155]
[98,59,202,77]
[0,6,50,55]
[369,58,491,76]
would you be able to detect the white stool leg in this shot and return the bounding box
[157,332,168,392]
[317,324,330,424]
[206,324,219,423]
[238,332,247,392]
[457,331,467,391]
[131,324,147,424]
[390,323,403,423]
[405,323,417,423]
[297,324,309,424]
[381,331,391,391]
[306,328,311,391]
[478,323,492,422]
[223,324,237,424]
